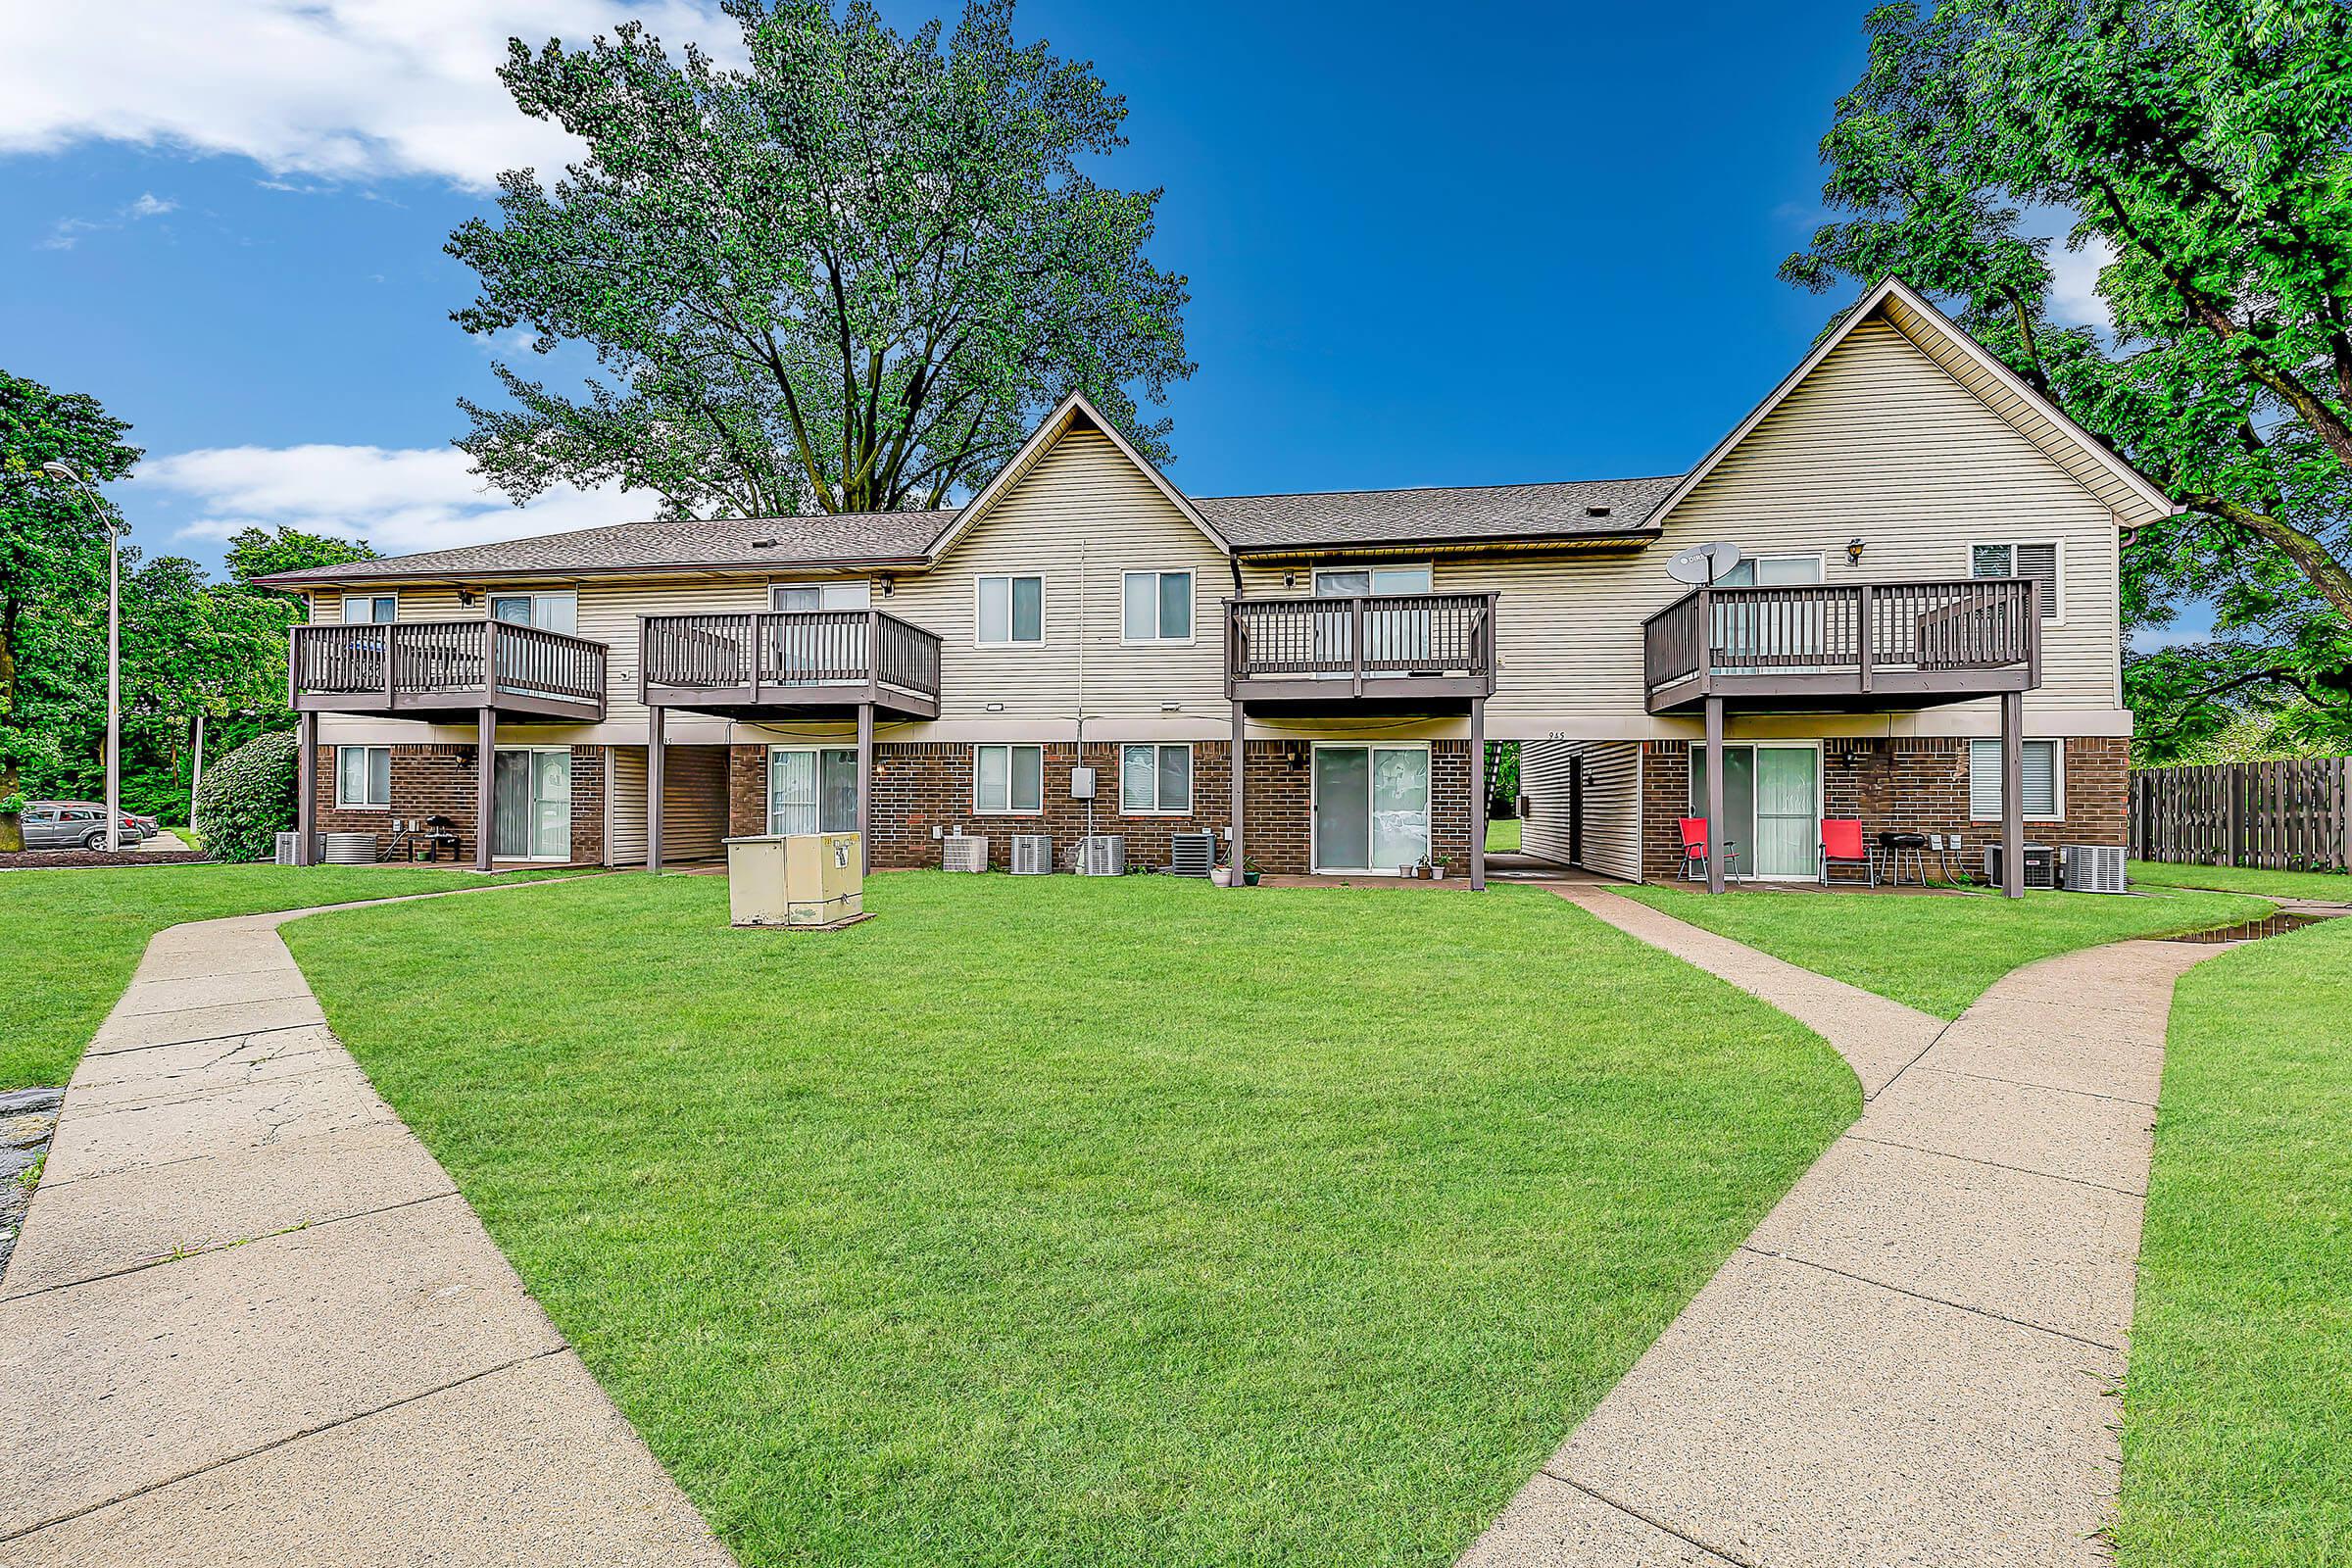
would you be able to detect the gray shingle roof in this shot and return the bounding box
[255,508,957,586]
[258,474,1681,587]
[1196,475,1682,551]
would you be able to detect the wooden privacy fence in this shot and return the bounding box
[2131,758,2352,870]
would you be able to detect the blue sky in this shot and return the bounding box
[3,1,2157,621]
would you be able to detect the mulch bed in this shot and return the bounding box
[0,849,211,870]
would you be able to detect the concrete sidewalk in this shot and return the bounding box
[0,905,733,1566]
[1464,890,2221,1568]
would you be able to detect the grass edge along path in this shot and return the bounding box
[2116,912,2352,1565]
[2128,858,2352,903]
[285,871,1857,1568]
[0,862,588,1091]
[1613,882,2274,1018]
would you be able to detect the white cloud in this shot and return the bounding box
[138,444,648,558]
[125,192,178,218]
[0,2,732,192]
[38,189,184,249]
[2046,232,2118,331]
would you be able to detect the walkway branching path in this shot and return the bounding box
[1462,885,2224,1568]
[0,886,733,1567]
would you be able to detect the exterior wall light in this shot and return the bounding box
[1846,538,1867,565]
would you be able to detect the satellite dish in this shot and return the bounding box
[1666,541,1741,586]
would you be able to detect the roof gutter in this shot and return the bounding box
[255,553,940,590]
[1229,527,1662,563]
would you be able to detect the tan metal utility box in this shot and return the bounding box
[723,832,864,928]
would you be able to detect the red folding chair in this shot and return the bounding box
[1819,817,1878,887]
[1678,817,1740,884]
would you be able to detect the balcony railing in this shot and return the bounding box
[639,609,942,716]
[291,620,608,720]
[1227,592,1498,703]
[1642,578,2040,712]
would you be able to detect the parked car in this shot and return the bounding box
[21,801,152,851]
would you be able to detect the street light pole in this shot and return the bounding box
[42,462,123,854]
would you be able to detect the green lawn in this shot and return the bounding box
[1613,883,2273,1017]
[283,871,1855,1568]
[0,863,582,1091]
[2131,858,2352,903]
[2118,912,2352,1565]
[1484,816,1521,855]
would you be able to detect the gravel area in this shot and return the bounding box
[1,1086,63,1277]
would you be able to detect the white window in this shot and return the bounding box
[336,745,391,808]
[973,744,1044,813]
[341,594,396,624]
[1969,739,2062,820]
[976,575,1044,645]
[1122,570,1194,643]
[487,590,576,633]
[1715,554,1823,586]
[1970,541,2061,621]
[1120,744,1192,814]
[768,747,859,835]
[771,581,870,612]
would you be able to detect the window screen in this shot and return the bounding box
[1969,738,2058,819]
[1971,542,2059,619]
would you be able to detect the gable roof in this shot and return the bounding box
[1643,275,2178,535]
[1198,475,1678,554]
[256,508,952,587]
[923,390,1231,561]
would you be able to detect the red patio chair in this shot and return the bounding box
[1678,817,1740,883]
[1819,817,1878,887]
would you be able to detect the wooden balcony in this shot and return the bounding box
[639,610,942,719]
[1226,592,1498,711]
[290,621,608,723]
[1642,578,2040,714]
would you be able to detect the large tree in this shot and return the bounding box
[1783,0,2352,757]
[225,524,378,605]
[0,369,140,848]
[450,0,1192,519]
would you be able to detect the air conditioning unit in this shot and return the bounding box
[2064,844,2128,894]
[322,831,377,865]
[1081,834,1125,876]
[942,834,989,873]
[1169,831,1215,878]
[273,830,303,866]
[1010,834,1054,875]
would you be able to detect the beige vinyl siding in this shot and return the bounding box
[1239,317,2123,732]
[607,747,647,866]
[883,427,1231,730]
[1521,739,1642,880]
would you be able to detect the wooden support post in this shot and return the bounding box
[294,710,317,866]
[857,701,874,875]
[1230,700,1247,889]
[647,706,664,873]
[1468,699,1488,890]
[1704,695,1727,894]
[2000,689,2024,900]
[476,707,496,873]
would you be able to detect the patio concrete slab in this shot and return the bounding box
[1744,1137,2143,1348]
[5,1351,729,1568]
[36,1061,395,1186]
[0,890,731,1564]
[1554,1250,2126,1568]
[1855,1066,2156,1193]
[1547,885,1941,1099]
[0,1196,562,1534]
[2,1122,456,1298]
[84,993,326,1054]
[1464,901,2224,1567]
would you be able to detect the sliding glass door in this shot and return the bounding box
[768,747,858,835]
[1312,744,1431,872]
[491,747,572,862]
[1690,744,1819,880]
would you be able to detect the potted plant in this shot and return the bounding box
[1431,854,1450,881]
[1209,863,1232,887]
[1243,857,1262,887]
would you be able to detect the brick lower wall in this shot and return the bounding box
[1639,735,2128,881]
[313,743,606,864]
[723,738,1474,874]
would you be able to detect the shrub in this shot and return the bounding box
[191,730,299,862]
